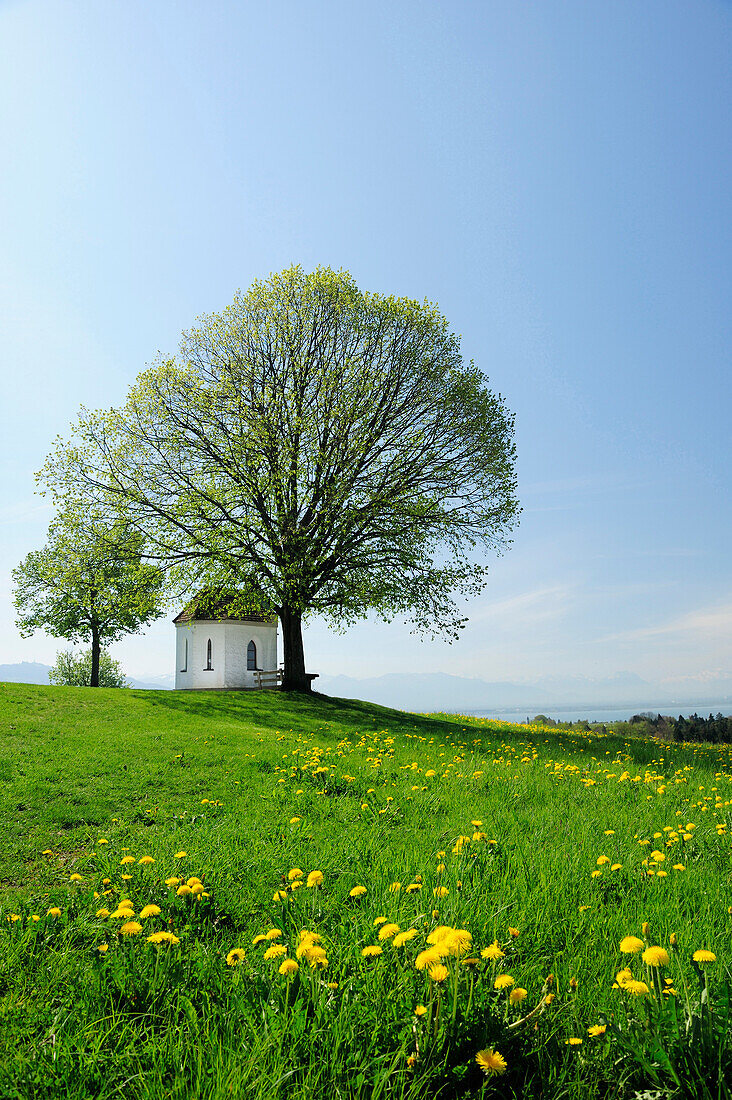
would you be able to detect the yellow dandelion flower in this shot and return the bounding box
[611,863,622,871]
[588,1025,606,1037]
[433,886,449,898]
[405,883,422,893]
[176,885,192,897]
[481,941,505,961]
[186,877,202,887]
[378,923,400,941]
[263,944,288,961]
[120,856,135,865]
[175,851,187,858]
[393,929,418,947]
[265,929,283,941]
[475,1048,507,1077]
[288,868,303,881]
[508,927,519,938]
[273,890,289,902]
[165,877,181,887]
[362,945,383,958]
[69,873,83,882]
[642,946,670,967]
[120,921,143,936]
[428,963,449,982]
[509,987,528,1004]
[139,905,162,919]
[494,974,515,990]
[95,908,110,918]
[596,855,610,865]
[306,870,323,887]
[349,885,367,897]
[226,948,246,966]
[279,958,299,976]
[389,882,401,892]
[147,931,180,945]
[138,856,155,865]
[414,1005,427,1017]
[619,936,644,954]
[289,817,302,825]
[97,943,109,953]
[42,850,54,856]
[565,1037,583,1046]
[111,907,135,919]
[693,949,716,964]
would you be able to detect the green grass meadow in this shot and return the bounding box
[0,683,730,1099]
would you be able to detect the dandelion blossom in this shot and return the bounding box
[414,1005,427,1017]
[120,856,135,865]
[588,1025,606,1037]
[349,885,367,897]
[693,949,716,964]
[642,946,670,967]
[279,958,299,976]
[139,905,162,919]
[263,944,288,960]
[509,987,528,1004]
[475,1049,507,1077]
[177,884,192,897]
[565,1038,583,1046]
[362,945,383,958]
[428,963,449,982]
[147,931,180,945]
[619,936,644,954]
[626,979,650,996]
[481,941,505,961]
[393,929,418,948]
[165,877,181,887]
[120,921,143,936]
[494,974,515,990]
[97,943,109,953]
[138,856,155,865]
[175,851,187,858]
[378,923,400,941]
[226,948,246,966]
[306,870,323,888]
[288,868,303,881]
[95,908,110,918]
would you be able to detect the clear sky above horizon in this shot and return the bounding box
[1,0,729,689]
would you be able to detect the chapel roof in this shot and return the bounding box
[173,589,277,625]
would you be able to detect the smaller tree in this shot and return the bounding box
[13,513,165,686]
[49,648,128,688]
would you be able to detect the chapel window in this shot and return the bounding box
[247,640,257,670]
[206,638,213,670]
[181,637,188,672]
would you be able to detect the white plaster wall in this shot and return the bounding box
[175,620,278,690]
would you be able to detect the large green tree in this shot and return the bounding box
[49,647,128,688]
[13,516,165,686]
[40,266,519,692]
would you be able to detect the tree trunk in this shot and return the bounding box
[90,625,100,688]
[279,605,310,692]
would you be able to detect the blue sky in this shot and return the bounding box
[1,0,729,689]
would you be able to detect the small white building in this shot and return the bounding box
[174,594,278,690]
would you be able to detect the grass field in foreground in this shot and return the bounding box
[0,682,730,1100]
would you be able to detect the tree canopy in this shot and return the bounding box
[40,266,519,690]
[13,514,165,686]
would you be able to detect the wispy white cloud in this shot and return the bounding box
[470,584,573,626]
[598,601,732,644]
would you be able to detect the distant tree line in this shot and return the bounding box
[628,711,732,744]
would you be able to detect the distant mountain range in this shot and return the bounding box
[315,671,732,713]
[0,662,174,692]
[1,662,729,714]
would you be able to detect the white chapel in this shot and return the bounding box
[174,593,278,690]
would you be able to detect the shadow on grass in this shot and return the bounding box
[139,688,466,741]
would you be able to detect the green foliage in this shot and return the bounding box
[48,647,128,687]
[13,512,166,685]
[39,267,519,686]
[0,686,730,1097]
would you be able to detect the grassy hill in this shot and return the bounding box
[0,683,729,1099]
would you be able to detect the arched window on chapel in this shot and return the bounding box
[206,638,213,670]
[247,640,257,671]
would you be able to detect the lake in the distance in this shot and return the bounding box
[455,702,732,724]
